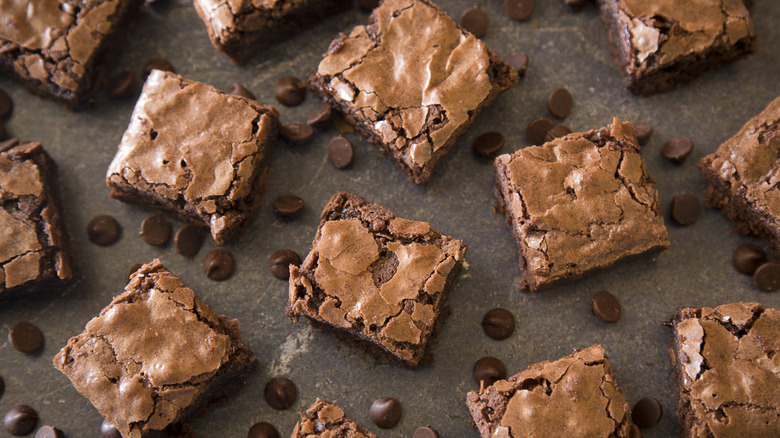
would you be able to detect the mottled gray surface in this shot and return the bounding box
[1,1,779,437]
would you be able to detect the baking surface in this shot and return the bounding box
[1,1,779,437]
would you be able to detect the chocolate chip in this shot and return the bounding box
[87,215,121,246]
[264,376,297,410]
[505,52,529,76]
[174,224,205,257]
[504,0,534,20]
[547,87,573,118]
[126,263,143,283]
[526,117,556,145]
[754,262,780,292]
[328,136,354,168]
[632,397,663,428]
[460,7,489,38]
[100,419,121,438]
[662,136,694,163]
[473,132,505,157]
[269,249,302,280]
[670,195,701,225]
[35,426,64,438]
[203,249,235,281]
[481,308,515,340]
[359,0,379,11]
[274,77,306,107]
[413,426,439,438]
[9,322,43,353]
[4,405,38,436]
[107,70,135,98]
[307,103,332,129]
[140,214,171,246]
[0,87,12,118]
[248,422,279,438]
[544,125,571,142]
[228,82,256,100]
[143,58,175,78]
[733,243,767,275]
[369,397,402,429]
[281,123,314,144]
[633,122,653,145]
[473,357,507,387]
[591,290,622,323]
[273,195,305,219]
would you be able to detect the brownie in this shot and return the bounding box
[671,302,780,437]
[0,140,74,301]
[0,0,144,108]
[309,0,520,184]
[494,118,670,292]
[291,398,378,438]
[698,95,780,257]
[194,0,352,64]
[466,344,637,437]
[597,0,756,95]
[53,259,257,438]
[287,192,467,367]
[106,70,279,246]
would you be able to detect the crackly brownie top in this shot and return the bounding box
[674,302,780,436]
[195,0,282,37]
[292,398,378,438]
[316,0,493,168]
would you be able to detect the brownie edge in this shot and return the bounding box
[291,398,379,438]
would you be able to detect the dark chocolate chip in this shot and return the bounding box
[281,123,314,144]
[4,405,37,436]
[87,215,121,246]
[671,195,701,225]
[359,0,379,11]
[733,243,767,275]
[228,82,256,100]
[591,290,622,323]
[203,250,235,281]
[504,0,534,20]
[140,214,171,246]
[328,136,354,168]
[481,308,515,340]
[473,357,506,387]
[269,249,302,280]
[505,52,529,76]
[126,263,143,283]
[547,87,573,118]
[35,426,64,438]
[413,426,439,438]
[107,70,135,98]
[633,122,653,145]
[274,77,306,107]
[632,397,663,428]
[526,117,556,145]
[307,104,333,129]
[273,196,305,219]
[248,422,279,438]
[754,262,780,292]
[473,132,505,157]
[369,397,402,429]
[100,419,121,438]
[544,125,571,142]
[264,376,297,410]
[460,7,489,38]
[174,224,205,257]
[0,87,12,118]
[143,58,175,78]
[9,322,43,353]
[662,136,694,163]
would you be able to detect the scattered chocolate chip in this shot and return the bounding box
[140,214,171,246]
[228,82,256,100]
[473,132,505,157]
[754,262,780,292]
[126,263,143,283]
[526,117,556,145]
[473,357,507,387]
[0,87,12,117]
[248,422,279,438]
[632,397,663,428]
[35,426,64,438]
[481,308,515,340]
[273,195,305,219]
[547,87,573,118]
[307,103,333,129]
[281,123,314,144]
[591,290,622,323]
[174,224,205,257]
[662,136,694,163]
[100,419,121,438]
[107,70,135,98]
[733,243,767,275]
[505,52,529,76]
[264,376,297,410]
[203,249,235,281]
[413,426,439,438]
[369,397,402,429]
[4,405,37,436]
[633,122,653,145]
[670,195,701,225]
[87,215,121,246]
[274,77,306,107]
[331,113,356,134]
[460,7,490,38]
[504,0,534,20]
[143,58,175,78]
[359,0,379,11]
[9,322,43,353]
[269,249,302,280]
[544,125,572,142]
[328,136,354,168]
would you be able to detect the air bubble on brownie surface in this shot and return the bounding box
[180,159,187,168]
[150,129,158,140]
[371,251,399,288]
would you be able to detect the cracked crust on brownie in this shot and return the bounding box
[291,398,379,438]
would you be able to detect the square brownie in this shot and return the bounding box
[53,259,257,438]
[671,302,780,437]
[194,0,352,64]
[287,192,467,367]
[291,399,378,438]
[310,0,520,184]
[494,118,670,292]
[106,69,279,246]
[597,0,756,95]
[0,140,74,301]
[466,344,637,437]
[698,95,780,257]
[0,0,144,108]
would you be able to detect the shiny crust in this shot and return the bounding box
[291,398,378,438]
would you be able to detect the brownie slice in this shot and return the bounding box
[194,0,352,64]
[698,95,780,257]
[291,399,378,438]
[597,0,756,95]
[53,259,257,438]
[0,0,144,108]
[466,344,637,437]
[106,70,279,246]
[0,140,74,301]
[310,0,520,184]
[494,118,670,292]
[287,192,466,367]
[671,303,780,437]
